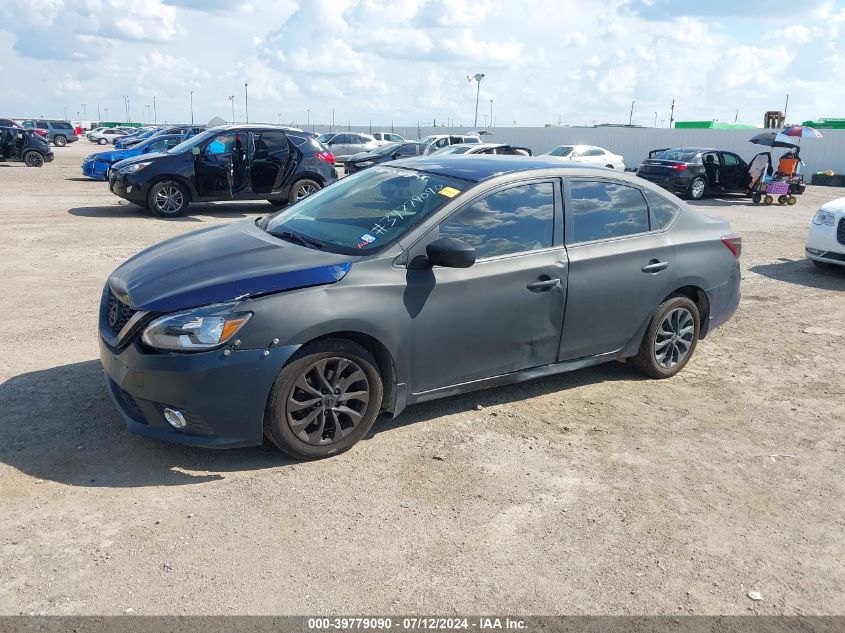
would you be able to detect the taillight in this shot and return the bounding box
[316,151,335,165]
[721,234,742,258]
[671,164,688,171]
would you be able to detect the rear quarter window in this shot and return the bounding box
[642,188,681,229]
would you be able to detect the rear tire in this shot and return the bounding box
[147,180,189,218]
[264,339,384,460]
[288,178,321,204]
[98,138,108,145]
[23,151,44,167]
[630,295,700,379]
[688,177,706,200]
[54,135,67,147]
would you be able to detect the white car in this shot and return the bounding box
[88,128,128,145]
[373,132,405,144]
[431,142,532,156]
[543,144,625,170]
[806,197,845,269]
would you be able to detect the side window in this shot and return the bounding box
[147,139,166,152]
[569,180,650,243]
[254,131,288,158]
[204,132,236,155]
[37,120,50,129]
[398,144,419,156]
[331,134,348,144]
[440,182,555,259]
[643,188,681,229]
[584,148,605,157]
[722,153,739,166]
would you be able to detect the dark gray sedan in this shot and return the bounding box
[99,157,741,459]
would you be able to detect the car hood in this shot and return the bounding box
[111,151,168,169]
[109,220,353,313]
[820,196,845,215]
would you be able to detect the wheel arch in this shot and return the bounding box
[664,285,711,337]
[290,330,399,414]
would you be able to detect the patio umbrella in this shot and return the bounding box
[749,132,798,149]
[779,125,823,139]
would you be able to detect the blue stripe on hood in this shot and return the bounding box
[113,263,352,313]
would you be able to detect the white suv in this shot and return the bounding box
[806,197,845,269]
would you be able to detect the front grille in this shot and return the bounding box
[837,218,845,246]
[106,289,137,336]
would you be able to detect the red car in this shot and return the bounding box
[0,118,48,139]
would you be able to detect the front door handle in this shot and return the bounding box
[641,260,669,273]
[527,278,561,291]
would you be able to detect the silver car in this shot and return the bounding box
[322,133,380,162]
[373,132,405,144]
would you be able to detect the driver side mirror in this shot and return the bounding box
[392,151,402,159]
[426,237,476,268]
[191,146,201,156]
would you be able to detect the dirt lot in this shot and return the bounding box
[0,140,843,616]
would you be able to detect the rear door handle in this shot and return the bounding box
[527,278,561,291]
[641,260,669,273]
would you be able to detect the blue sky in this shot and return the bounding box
[1,0,844,127]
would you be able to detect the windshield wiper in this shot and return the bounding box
[270,229,325,250]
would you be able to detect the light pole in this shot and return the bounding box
[228,95,235,123]
[654,112,658,127]
[628,100,635,126]
[277,113,282,124]
[190,91,194,125]
[104,107,108,121]
[97,100,101,121]
[467,73,485,127]
[145,104,151,123]
[123,95,130,123]
[81,103,86,119]
[244,83,249,124]
[153,95,157,124]
[490,99,493,128]
[483,114,488,127]
[307,108,310,130]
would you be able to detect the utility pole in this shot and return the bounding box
[123,95,130,123]
[332,108,335,132]
[669,98,675,128]
[490,99,493,128]
[734,109,739,123]
[277,113,282,125]
[153,96,157,124]
[97,100,101,121]
[483,114,488,127]
[628,100,635,125]
[244,83,249,123]
[654,112,658,127]
[468,73,485,127]
[783,93,789,121]
[228,95,235,123]
[190,91,194,124]
[307,108,310,130]
[81,103,87,119]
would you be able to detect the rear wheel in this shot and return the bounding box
[23,151,44,167]
[688,177,706,200]
[54,135,67,147]
[148,180,189,218]
[264,339,384,460]
[630,295,700,379]
[98,138,108,145]
[288,178,321,204]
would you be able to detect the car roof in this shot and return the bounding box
[390,155,612,182]
[205,124,305,133]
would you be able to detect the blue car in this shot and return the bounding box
[113,128,156,149]
[82,134,185,180]
[115,125,206,149]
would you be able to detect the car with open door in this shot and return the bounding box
[108,125,337,217]
[636,147,765,200]
[99,156,741,458]
[0,125,54,166]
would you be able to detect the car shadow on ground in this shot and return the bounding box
[0,358,643,488]
[65,176,100,182]
[68,202,273,222]
[750,257,845,290]
[688,196,757,208]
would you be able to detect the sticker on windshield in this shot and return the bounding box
[356,233,378,249]
[438,186,460,198]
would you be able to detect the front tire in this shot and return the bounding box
[147,180,189,217]
[264,339,384,460]
[98,138,108,145]
[288,178,321,204]
[23,151,45,167]
[688,177,706,200]
[630,295,700,379]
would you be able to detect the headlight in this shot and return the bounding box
[812,210,836,226]
[356,160,374,167]
[119,161,152,174]
[142,303,252,352]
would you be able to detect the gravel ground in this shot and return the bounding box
[0,141,843,616]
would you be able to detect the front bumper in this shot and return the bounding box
[100,334,298,448]
[109,171,147,205]
[82,160,108,180]
[805,221,845,265]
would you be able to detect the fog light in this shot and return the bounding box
[163,408,187,429]
[126,185,133,193]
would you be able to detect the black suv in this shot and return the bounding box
[21,119,79,146]
[109,125,338,217]
[0,126,54,166]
